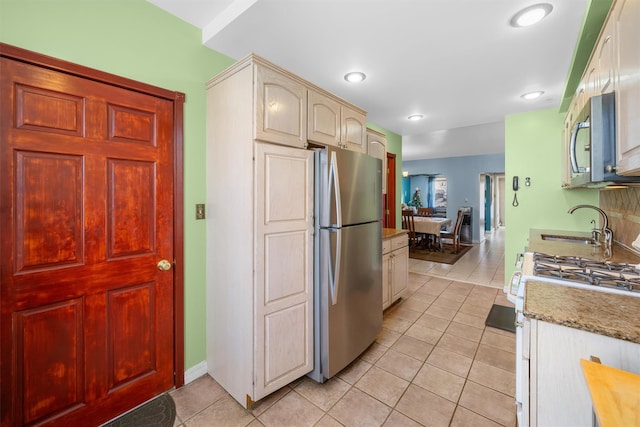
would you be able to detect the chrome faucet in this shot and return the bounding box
[568,205,613,249]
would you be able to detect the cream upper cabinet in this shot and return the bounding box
[307,89,341,147]
[561,115,571,188]
[341,105,367,153]
[307,89,367,152]
[562,0,640,180]
[596,17,616,95]
[613,0,640,175]
[367,128,387,194]
[255,64,307,148]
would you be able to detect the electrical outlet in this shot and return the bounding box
[195,204,205,220]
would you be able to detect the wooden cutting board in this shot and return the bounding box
[580,359,640,427]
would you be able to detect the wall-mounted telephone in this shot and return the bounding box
[513,176,519,191]
[512,176,519,207]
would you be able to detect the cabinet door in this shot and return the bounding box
[308,89,340,147]
[532,320,640,427]
[585,64,598,100]
[391,246,409,301]
[254,142,314,401]
[341,106,366,153]
[382,252,391,309]
[597,18,616,94]
[255,65,307,148]
[367,129,387,194]
[561,114,572,188]
[614,0,640,175]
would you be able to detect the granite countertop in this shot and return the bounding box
[529,229,640,264]
[382,228,408,239]
[524,280,640,344]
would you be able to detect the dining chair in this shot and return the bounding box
[402,209,423,248]
[417,207,434,217]
[439,208,467,253]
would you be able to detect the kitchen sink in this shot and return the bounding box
[540,234,600,246]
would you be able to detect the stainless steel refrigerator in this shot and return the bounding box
[309,146,383,383]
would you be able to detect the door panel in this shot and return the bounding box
[17,299,85,425]
[1,55,176,426]
[254,142,314,400]
[107,159,156,257]
[15,151,84,271]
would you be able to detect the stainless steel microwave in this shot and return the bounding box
[568,92,640,188]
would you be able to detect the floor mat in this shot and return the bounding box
[408,243,473,265]
[485,304,516,333]
[102,393,175,427]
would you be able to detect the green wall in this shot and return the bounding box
[366,123,403,229]
[504,108,598,282]
[1,0,402,372]
[1,0,235,370]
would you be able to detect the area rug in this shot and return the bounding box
[409,243,472,265]
[485,304,516,333]
[102,393,175,427]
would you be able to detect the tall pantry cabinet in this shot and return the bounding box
[206,56,315,408]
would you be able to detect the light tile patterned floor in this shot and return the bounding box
[170,228,515,426]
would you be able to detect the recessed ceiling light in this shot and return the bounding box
[521,91,544,100]
[344,72,366,83]
[407,114,424,121]
[510,3,553,27]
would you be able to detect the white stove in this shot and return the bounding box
[504,251,640,427]
[506,252,640,306]
[532,252,640,293]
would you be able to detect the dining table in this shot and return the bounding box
[413,216,451,236]
[412,216,452,251]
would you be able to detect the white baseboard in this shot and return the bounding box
[184,360,208,385]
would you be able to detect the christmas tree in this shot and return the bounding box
[410,188,423,208]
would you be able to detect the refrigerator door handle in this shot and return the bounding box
[328,228,342,305]
[329,151,343,228]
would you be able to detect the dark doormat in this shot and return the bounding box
[409,243,473,265]
[485,304,516,333]
[102,393,176,427]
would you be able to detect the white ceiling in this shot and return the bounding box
[148,0,587,161]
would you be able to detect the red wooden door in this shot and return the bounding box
[386,152,397,228]
[1,56,176,426]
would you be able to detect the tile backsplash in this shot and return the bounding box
[600,186,640,250]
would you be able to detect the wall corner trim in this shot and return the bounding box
[184,360,208,385]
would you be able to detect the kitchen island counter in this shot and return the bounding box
[524,280,640,344]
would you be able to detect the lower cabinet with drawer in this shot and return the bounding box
[382,233,409,309]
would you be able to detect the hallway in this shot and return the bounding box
[409,227,506,289]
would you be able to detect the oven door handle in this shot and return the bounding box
[505,271,522,304]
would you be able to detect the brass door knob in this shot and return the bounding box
[157,259,172,271]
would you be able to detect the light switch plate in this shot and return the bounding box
[195,204,205,220]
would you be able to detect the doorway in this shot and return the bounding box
[0,43,185,426]
[386,152,396,228]
[479,172,505,239]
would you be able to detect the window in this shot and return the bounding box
[433,177,447,216]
